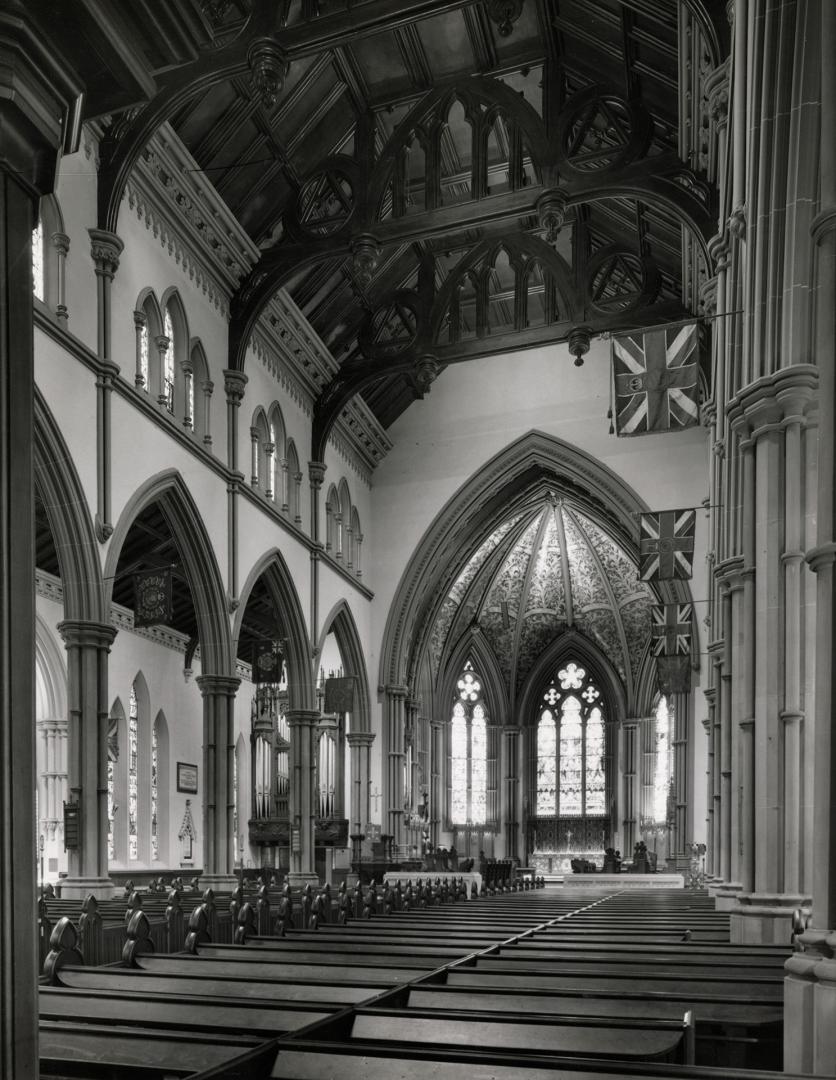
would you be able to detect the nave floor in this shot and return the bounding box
[39,883,799,1080]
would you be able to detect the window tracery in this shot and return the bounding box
[536,662,608,817]
[450,663,488,826]
[128,685,138,860]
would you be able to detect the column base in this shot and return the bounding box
[729,891,811,943]
[199,874,238,893]
[712,880,743,909]
[58,876,116,900]
[286,871,320,889]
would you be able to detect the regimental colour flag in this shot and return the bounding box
[612,322,700,436]
[133,567,172,628]
[657,655,692,694]
[650,603,693,656]
[253,639,283,684]
[639,510,696,581]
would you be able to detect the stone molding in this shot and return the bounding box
[728,365,818,442]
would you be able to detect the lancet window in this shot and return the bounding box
[107,716,118,862]
[128,685,138,859]
[32,221,44,301]
[151,721,159,861]
[163,309,175,414]
[652,695,673,823]
[536,662,607,817]
[450,664,488,826]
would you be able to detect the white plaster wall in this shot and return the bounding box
[108,630,205,872]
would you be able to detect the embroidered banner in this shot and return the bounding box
[613,322,700,436]
[639,509,696,581]
[133,567,172,628]
[324,676,356,713]
[253,640,283,684]
[656,654,692,694]
[650,603,693,656]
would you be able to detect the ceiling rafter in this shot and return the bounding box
[463,6,500,71]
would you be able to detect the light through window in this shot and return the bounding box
[653,696,672,823]
[536,662,607,817]
[450,664,487,825]
[151,721,158,861]
[163,310,175,414]
[129,685,138,860]
[32,221,44,301]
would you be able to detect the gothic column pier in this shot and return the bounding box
[89,229,123,543]
[286,709,319,887]
[58,621,118,899]
[620,720,640,856]
[701,713,714,879]
[223,371,247,608]
[384,686,407,847]
[430,718,443,848]
[502,726,520,859]
[196,675,240,891]
[346,731,375,836]
[728,370,817,941]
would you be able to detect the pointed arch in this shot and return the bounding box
[35,613,67,722]
[234,549,314,711]
[104,470,232,676]
[380,429,692,717]
[517,628,628,726]
[34,387,105,623]
[440,627,509,725]
[316,599,372,733]
[286,439,301,524]
[108,696,126,864]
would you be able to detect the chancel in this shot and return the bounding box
[2,0,835,1077]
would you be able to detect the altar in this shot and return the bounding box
[533,851,602,875]
[567,872,684,889]
[383,871,482,896]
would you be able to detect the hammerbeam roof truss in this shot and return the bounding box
[79,0,726,454]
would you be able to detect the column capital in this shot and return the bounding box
[285,708,320,727]
[729,365,818,440]
[195,674,240,698]
[222,369,248,405]
[346,730,376,747]
[384,684,409,700]
[503,725,522,736]
[249,425,259,440]
[154,333,170,354]
[57,620,117,650]
[806,542,836,574]
[308,461,326,488]
[88,228,123,278]
[133,309,147,329]
[263,441,275,456]
[51,230,70,256]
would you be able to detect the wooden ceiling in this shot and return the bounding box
[77,0,726,446]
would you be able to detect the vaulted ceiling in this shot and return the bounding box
[56,0,727,456]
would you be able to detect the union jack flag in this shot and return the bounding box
[650,603,693,655]
[639,510,695,581]
[612,323,700,436]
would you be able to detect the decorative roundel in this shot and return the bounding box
[586,245,660,315]
[295,166,355,237]
[556,86,651,176]
[359,289,422,359]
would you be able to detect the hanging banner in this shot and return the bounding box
[639,509,696,581]
[612,322,700,436]
[133,567,172,628]
[657,654,692,694]
[324,676,356,713]
[253,640,283,684]
[650,603,693,656]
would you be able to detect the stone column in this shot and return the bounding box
[196,675,239,890]
[286,709,319,886]
[263,442,275,500]
[308,462,325,646]
[133,309,147,388]
[155,333,170,408]
[51,230,70,323]
[280,457,289,512]
[89,229,122,543]
[671,692,689,857]
[181,355,194,430]
[620,720,640,856]
[639,714,655,830]
[502,725,520,859]
[385,685,407,845]
[346,731,375,835]
[430,718,443,847]
[202,379,214,448]
[223,371,247,606]
[249,426,259,487]
[57,621,117,899]
[702,714,714,878]
[355,532,364,578]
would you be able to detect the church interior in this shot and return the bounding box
[2,0,836,1076]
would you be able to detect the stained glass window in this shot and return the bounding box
[653,696,672,823]
[451,703,468,824]
[151,721,159,861]
[536,709,556,814]
[140,322,149,390]
[536,662,608,817]
[450,665,488,826]
[107,716,118,862]
[163,310,175,414]
[32,221,44,301]
[129,686,138,860]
